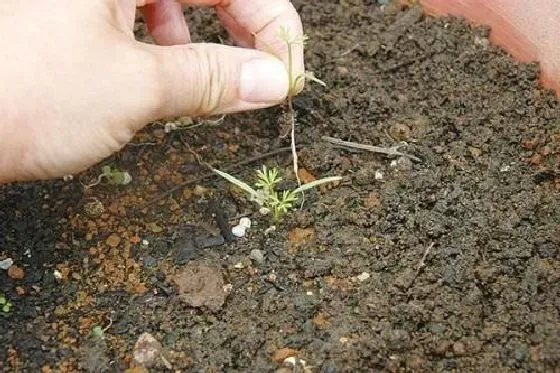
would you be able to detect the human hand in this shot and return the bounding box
[0,0,303,183]
[416,0,560,95]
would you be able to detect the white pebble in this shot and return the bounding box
[264,226,276,235]
[259,207,270,215]
[238,217,251,229]
[284,357,298,366]
[233,262,245,269]
[231,225,246,238]
[0,258,14,270]
[142,239,149,246]
[53,269,63,280]
[375,170,384,180]
[357,272,371,282]
[163,122,177,133]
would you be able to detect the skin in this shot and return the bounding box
[0,0,558,183]
[0,0,303,183]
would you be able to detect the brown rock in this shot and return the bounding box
[7,265,24,280]
[297,168,317,184]
[434,340,451,355]
[106,234,121,248]
[453,341,467,356]
[364,192,381,209]
[172,262,226,312]
[312,312,330,329]
[287,227,315,246]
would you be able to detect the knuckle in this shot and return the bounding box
[155,45,233,117]
[187,45,230,115]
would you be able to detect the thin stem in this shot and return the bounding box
[288,98,301,187]
[285,40,301,187]
[287,37,294,94]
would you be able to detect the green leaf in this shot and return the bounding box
[92,325,104,339]
[212,168,259,198]
[293,176,342,194]
[107,171,132,185]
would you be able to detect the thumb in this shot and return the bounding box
[143,42,290,120]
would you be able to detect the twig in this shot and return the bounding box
[102,316,113,333]
[322,135,422,162]
[144,145,303,206]
[407,242,435,290]
[414,242,434,278]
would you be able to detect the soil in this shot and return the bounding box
[1,2,559,372]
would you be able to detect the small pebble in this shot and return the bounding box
[53,270,63,280]
[452,341,466,356]
[357,272,370,282]
[238,217,251,229]
[233,262,245,269]
[142,256,157,267]
[133,333,163,368]
[375,170,384,181]
[396,156,413,171]
[231,225,247,238]
[249,249,265,265]
[0,258,14,270]
[264,226,276,235]
[7,265,24,280]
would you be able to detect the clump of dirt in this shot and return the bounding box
[1,1,559,372]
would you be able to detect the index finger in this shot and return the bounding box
[183,0,305,91]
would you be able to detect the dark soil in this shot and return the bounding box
[1,2,559,372]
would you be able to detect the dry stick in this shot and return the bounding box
[145,145,303,206]
[321,135,422,162]
[407,242,435,290]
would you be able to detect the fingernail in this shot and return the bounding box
[240,58,289,103]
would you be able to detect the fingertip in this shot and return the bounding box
[143,0,191,45]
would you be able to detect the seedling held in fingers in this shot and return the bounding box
[275,25,326,187]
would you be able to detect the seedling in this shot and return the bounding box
[0,293,13,314]
[209,27,336,219]
[85,165,132,188]
[91,325,105,339]
[213,165,341,221]
[257,26,326,185]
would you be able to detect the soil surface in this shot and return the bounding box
[1,2,559,372]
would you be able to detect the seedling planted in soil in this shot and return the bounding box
[0,293,14,314]
[213,165,341,221]
[211,26,335,219]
